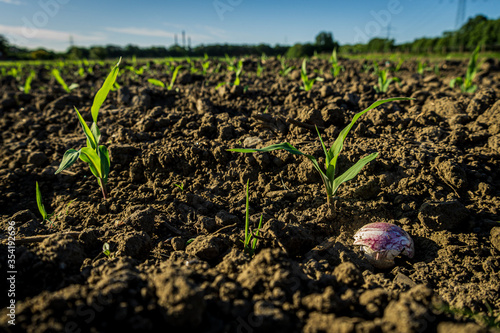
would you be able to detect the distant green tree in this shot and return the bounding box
[286,43,315,58]
[0,34,9,59]
[89,46,108,60]
[30,48,56,60]
[315,31,339,53]
[66,46,90,60]
[367,38,394,53]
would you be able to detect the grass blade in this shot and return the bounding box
[251,215,263,250]
[35,181,48,221]
[244,179,250,249]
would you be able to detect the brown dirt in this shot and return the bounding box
[1,56,500,332]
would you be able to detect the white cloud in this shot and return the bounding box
[0,24,105,49]
[0,0,22,5]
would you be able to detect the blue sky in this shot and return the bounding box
[0,0,498,51]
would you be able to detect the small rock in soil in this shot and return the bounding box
[490,227,500,252]
[382,285,438,333]
[333,262,363,287]
[215,210,239,226]
[466,88,496,118]
[171,236,185,251]
[185,234,228,261]
[359,288,389,318]
[38,233,86,271]
[153,269,206,328]
[418,200,469,230]
[115,231,151,258]
[123,206,156,234]
[319,85,333,98]
[263,219,315,257]
[196,216,216,233]
[477,100,500,135]
[435,158,467,190]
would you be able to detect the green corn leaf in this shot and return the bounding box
[74,107,96,150]
[329,97,412,168]
[24,71,34,94]
[91,58,121,123]
[91,122,101,146]
[316,127,330,165]
[52,69,70,93]
[35,181,48,221]
[229,142,303,156]
[466,85,478,93]
[80,147,102,179]
[331,152,379,196]
[466,45,480,83]
[55,149,80,174]
[450,77,462,88]
[168,65,183,90]
[148,78,165,88]
[316,127,336,181]
[99,145,110,183]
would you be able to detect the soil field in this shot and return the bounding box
[1,56,500,332]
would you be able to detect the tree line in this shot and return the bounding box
[0,15,498,61]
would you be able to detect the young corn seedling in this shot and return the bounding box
[168,65,182,90]
[52,69,78,93]
[36,181,53,224]
[36,182,73,226]
[21,70,35,94]
[229,98,412,205]
[416,61,425,75]
[256,62,264,77]
[242,179,264,256]
[201,54,211,76]
[450,45,480,93]
[374,68,399,94]
[330,48,344,77]
[394,58,404,72]
[279,58,295,77]
[55,59,121,199]
[102,243,115,258]
[233,59,243,86]
[301,59,323,91]
[188,59,199,74]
